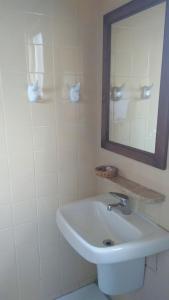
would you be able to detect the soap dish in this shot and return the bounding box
[95,165,118,178]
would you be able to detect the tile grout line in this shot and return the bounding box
[27,76,43,289]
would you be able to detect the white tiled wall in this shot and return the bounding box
[112,251,169,300]
[0,0,97,299]
[97,1,169,300]
[1,1,169,300]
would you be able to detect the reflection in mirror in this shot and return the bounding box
[109,3,166,153]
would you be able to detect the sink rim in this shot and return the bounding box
[56,195,169,264]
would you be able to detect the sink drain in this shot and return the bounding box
[103,239,115,247]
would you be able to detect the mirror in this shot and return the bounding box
[102,0,169,169]
[109,3,165,153]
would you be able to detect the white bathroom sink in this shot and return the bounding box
[56,194,169,264]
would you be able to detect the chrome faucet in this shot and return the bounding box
[107,192,132,215]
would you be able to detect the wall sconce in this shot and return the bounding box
[141,84,153,100]
[69,82,80,103]
[110,84,125,101]
[27,81,41,103]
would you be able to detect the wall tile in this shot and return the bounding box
[0,1,97,299]
[39,244,62,299]
[33,126,57,151]
[60,47,83,73]
[0,0,54,15]
[0,204,12,229]
[31,102,55,127]
[36,174,58,198]
[77,166,96,200]
[54,19,80,48]
[10,151,34,178]
[0,102,7,155]
[38,214,59,248]
[58,168,78,205]
[14,222,39,248]
[0,249,19,300]
[2,72,31,127]
[0,156,11,204]
[12,199,37,225]
[0,40,26,74]
[16,245,41,300]
[34,150,57,175]
[37,196,59,219]
[59,236,85,294]
[6,125,33,153]
[53,0,79,22]
[11,174,36,203]
[0,228,15,252]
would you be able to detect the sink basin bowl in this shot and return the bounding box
[57,194,169,264]
[56,194,169,295]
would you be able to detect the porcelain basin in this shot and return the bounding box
[56,194,169,264]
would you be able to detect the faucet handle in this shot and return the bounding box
[119,196,129,206]
[108,192,131,215]
[109,192,129,202]
[109,192,129,207]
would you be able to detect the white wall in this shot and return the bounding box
[0,1,98,299]
[1,0,169,299]
[97,1,169,300]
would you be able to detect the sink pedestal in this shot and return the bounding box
[57,195,169,296]
[97,258,145,295]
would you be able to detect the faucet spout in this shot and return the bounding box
[107,202,121,210]
[107,192,132,215]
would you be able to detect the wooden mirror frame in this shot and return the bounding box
[101,0,169,170]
